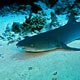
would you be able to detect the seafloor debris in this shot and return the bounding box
[28,67,33,70]
[52,71,58,80]
[0,54,4,58]
[52,77,57,80]
[0,35,5,40]
[53,71,57,75]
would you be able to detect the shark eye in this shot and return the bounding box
[30,44,34,47]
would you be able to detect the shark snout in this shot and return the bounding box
[16,40,25,47]
[16,40,36,51]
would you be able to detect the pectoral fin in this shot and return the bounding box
[58,42,80,51]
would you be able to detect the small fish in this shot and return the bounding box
[16,13,80,52]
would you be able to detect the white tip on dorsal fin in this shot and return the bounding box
[68,12,76,24]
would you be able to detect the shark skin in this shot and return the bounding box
[16,13,80,52]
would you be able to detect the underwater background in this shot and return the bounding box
[0,0,80,80]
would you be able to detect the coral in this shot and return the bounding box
[41,0,58,8]
[0,4,31,16]
[12,11,46,35]
[12,22,24,33]
[0,1,42,16]
[55,0,80,15]
[31,4,42,13]
[50,12,60,28]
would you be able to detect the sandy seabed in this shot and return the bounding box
[0,14,80,80]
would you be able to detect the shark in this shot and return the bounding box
[16,13,80,52]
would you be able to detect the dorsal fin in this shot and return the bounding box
[68,12,76,24]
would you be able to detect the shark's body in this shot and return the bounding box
[16,13,80,52]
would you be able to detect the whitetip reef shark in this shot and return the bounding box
[16,13,80,52]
